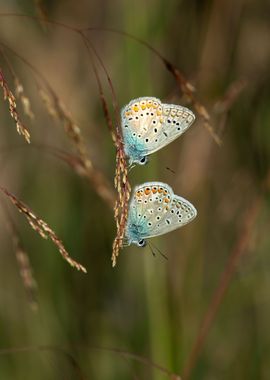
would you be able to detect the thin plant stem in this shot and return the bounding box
[183,193,264,379]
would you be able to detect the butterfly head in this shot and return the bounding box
[138,156,149,165]
[129,155,149,167]
[126,234,147,248]
[135,239,147,248]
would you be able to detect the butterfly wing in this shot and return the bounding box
[147,103,196,155]
[126,182,196,243]
[121,97,163,160]
[126,181,174,243]
[148,194,197,238]
[121,97,195,160]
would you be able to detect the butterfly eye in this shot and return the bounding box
[137,239,146,247]
[139,156,149,165]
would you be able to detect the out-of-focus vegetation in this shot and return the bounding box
[0,0,269,379]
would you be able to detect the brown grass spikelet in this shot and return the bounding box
[0,186,87,273]
[2,206,39,310]
[15,246,38,310]
[0,48,34,120]
[81,37,131,266]
[38,85,92,171]
[214,79,247,114]
[111,138,131,267]
[34,0,49,21]
[14,77,34,119]
[0,68,31,143]
[163,61,222,146]
[183,190,264,380]
[85,28,221,145]
[48,147,115,208]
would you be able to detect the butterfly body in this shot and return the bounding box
[121,97,195,165]
[122,133,148,165]
[125,181,197,247]
[125,220,149,247]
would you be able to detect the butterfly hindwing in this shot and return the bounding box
[149,194,197,238]
[126,182,197,244]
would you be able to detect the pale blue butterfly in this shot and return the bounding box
[125,182,197,247]
[121,97,195,166]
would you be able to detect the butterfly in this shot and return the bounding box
[125,181,197,247]
[121,97,195,166]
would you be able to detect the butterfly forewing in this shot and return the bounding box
[154,104,195,153]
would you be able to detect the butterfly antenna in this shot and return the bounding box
[148,242,156,258]
[166,166,176,174]
[150,242,168,261]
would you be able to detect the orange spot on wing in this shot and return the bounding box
[152,187,157,194]
[164,198,170,203]
[158,187,163,193]
[145,187,151,195]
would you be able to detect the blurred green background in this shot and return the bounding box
[0,0,270,379]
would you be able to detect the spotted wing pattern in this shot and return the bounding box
[127,182,197,242]
[121,97,195,159]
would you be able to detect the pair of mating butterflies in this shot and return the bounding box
[121,97,197,247]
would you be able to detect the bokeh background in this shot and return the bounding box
[0,0,270,379]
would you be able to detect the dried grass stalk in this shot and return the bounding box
[111,138,131,267]
[85,28,221,145]
[49,147,115,208]
[0,48,34,119]
[15,246,38,310]
[0,43,115,208]
[214,79,247,114]
[38,85,116,207]
[164,62,222,145]
[38,85,92,171]
[0,186,87,273]
[3,208,39,310]
[0,68,31,143]
[183,192,263,380]
[34,0,48,21]
[14,78,34,119]
[79,37,130,266]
